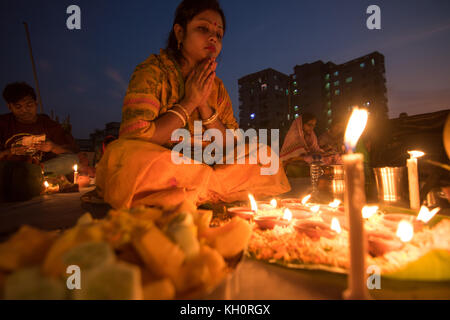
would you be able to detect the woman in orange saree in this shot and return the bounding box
[96,0,290,209]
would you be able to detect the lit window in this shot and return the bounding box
[294,105,299,111]
[285,89,289,95]
[325,83,330,90]
[261,84,267,90]
[335,89,340,95]
[325,74,330,80]
[360,62,365,68]
[293,89,298,95]
[328,119,332,124]
[275,85,279,90]
[327,109,332,116]
[274,75,277,80]
[364,101,370,107]
[293,74,297,80]
[250,113,255,119]
[294,113,299,119]
[258,78,262,83]
[334,81,339,86]
[327,101,331,107]
[371,58,375,66]
[293,81,297,86]
[334,71,339,76]
[346,77,353,83]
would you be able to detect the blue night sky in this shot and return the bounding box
[1,0,449,138]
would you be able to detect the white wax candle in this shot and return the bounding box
[73,164,78,184]
[407,157,420,210]
[343,153,369,300]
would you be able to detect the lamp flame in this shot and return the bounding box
[362,205,379,219]
[344,107,368,151]
[248,194,258,212]
[328,199,341,208]
[396,220,414,242]
[73,164,78,172]
[270,199,278,208]
[417,206,440,223]
[301,194,312,205]
[310,205,320,213]
[44,181,49,188]
[408,150,425,159]
[331,217,342,234]
[283,208,292,222]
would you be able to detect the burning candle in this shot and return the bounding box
[416,205,440,224]
[407,151,424,210]
[396,220,414,242]
[73,164,78,184]
[254,208,293,230]
[228,194,257,220]
[362,205,378,219]
[342,107,370,300]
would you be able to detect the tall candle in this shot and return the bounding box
[407,151,424,210]
[73,164,78,184]
[342,108,370,300]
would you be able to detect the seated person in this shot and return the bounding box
[0,82,79,176]
[280,112,341,167]
[319,119,344,154]
[95,0,290,209]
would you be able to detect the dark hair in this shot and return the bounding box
[3,82,37,104]
[302,112,316,124]
[166,0,226,64]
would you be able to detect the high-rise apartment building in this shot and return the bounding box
[237,52,388,141]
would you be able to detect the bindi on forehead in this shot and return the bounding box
[197,18,223,29]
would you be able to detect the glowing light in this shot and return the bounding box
[417,206,440,223]
[396,220,414,242]
[344,107,368,151]
[283,208,292,222]
[248,194,258,212]
[328,199,341,208]
[408,150,425,159]
[44,181,49,188]
[301,194,312,205]
[362,205,378,219]
[270,199,278,208]
[310,205,320,213]
[73,164,78,172]
[331,217,342,234]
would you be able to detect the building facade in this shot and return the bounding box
[237,52,388,142]
[238,68,291,142]
[289,51,388,134]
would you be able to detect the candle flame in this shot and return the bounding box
[310,205,320,213]
[73,164,78,172]
[44,181,49,188]
[330,217,342,234]
[283,208,292,221]
[417,206,440,223]
[362,205,379,219]
[408,150,425,159]
[396,220,414,242]
[301,194,312,205]
[270,199,278,208]
[344,107,368,151]
[248,194,258,212]
[328,199,341,208]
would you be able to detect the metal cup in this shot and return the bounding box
[373,167,409,207]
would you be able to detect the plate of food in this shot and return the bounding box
[0,201,252,300]
[246,204,450,281]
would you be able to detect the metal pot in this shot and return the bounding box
[318,164,345,200]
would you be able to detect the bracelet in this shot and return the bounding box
[166,109,186,127]
[173,104,190,122]
[202,108,219,126]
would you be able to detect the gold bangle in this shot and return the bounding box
[166,109,186,127]
[173,104,190,121]
[202,108,219,126]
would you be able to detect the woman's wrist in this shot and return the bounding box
[179,100,197,115]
